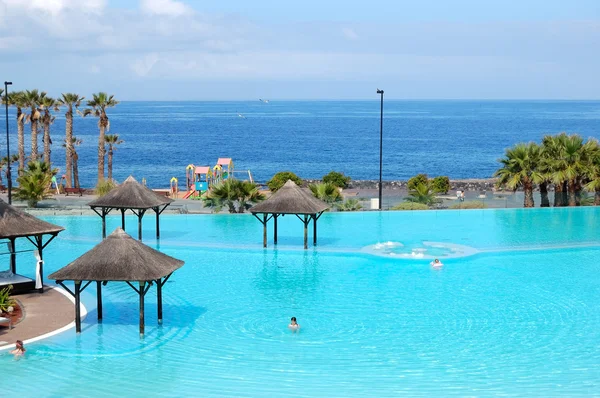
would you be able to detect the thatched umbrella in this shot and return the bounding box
[0,199,64,293]
[88,176,173,240]
[49,228,184,336]
[250,180,329,249]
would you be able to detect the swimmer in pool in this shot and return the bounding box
[430,259,443,267]
[288,317,300,332]
[10,340,25,356]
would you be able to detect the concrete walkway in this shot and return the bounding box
[0,287,75,349]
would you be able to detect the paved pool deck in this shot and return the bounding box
[0,286,75,350]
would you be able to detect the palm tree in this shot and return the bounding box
[22,89,44,161]
[494,142,542,208]
[309,182,342,204]
[203,179,265,213]
[82,93,119,182]
[57,93,85,188]
[541,133,569,207]
[104,134,123,181]
[15,161,56,208]
[0,155,19,186]
[6,91,26,173]
[583,139,600,205]
[549,134,587,207]
[62,137,83,188]
[404,182,440,207]
[337,198,363,211]
[39,94,58,165]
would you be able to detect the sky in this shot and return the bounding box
[0,0,598,100]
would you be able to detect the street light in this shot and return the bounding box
[4,81,12,204]
[376,89,384,210]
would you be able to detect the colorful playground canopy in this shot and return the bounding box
[195,166,211,175]
[217,158,233,168]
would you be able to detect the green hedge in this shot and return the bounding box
[449,201,487,209]
[267,171,303,192]
[322,171,351,188]
[407,174,428,191]
[431,176,450,194]
[391,202,429,211]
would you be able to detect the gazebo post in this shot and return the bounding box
[35,235,44,293]
[154,207,160,239]
[156,278,163,324]
[273,214,278,244]
[263,214,268,248]
[102,208,107,239]
[74,280,82,333]
[313,214,317,246]
[8,238,16,274]
[121,209,126,230]
[96,281,103,321]
[303,214,308,250]
[139,281,146,336]
[136,209,147,241]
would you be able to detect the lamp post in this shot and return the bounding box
[376,89,384,210]
[4,81,12,204]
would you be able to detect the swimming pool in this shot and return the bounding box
[3,208,600,397]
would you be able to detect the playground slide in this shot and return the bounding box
[182,189,195,199]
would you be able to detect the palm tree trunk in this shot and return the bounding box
[65,110,73,188]
[524,181,534,207]
[17,111,25,173]
[98,120,106,182]
[43,121,51,165]
[562,181,569,206]
[553,183,563,207]
[73,151,80,189]
[31,119,38,161]
[574,180,582,206]
[568,180,577,207]
[595,188,600,206]
[107,147,113,181]
[539,182,550,207]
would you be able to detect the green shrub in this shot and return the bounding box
[309,182,342,204]
[267,171,303,192]
[322,171,351,189]
[0,285,16,313]
[203,180,265,213]
[449,201,487,209]
[15,161,55,207]
[431,176,450,194]
[407,173,428,191]
[404,182,440,206]
[392,202,429,211]
[95,179,117,197]
[337,198,363,211]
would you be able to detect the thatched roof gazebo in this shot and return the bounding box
[250,180,329,249]
[88,176,173,240]
[49,228,184,336]
[0,199,64,293]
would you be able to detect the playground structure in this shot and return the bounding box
[175,157,254,199]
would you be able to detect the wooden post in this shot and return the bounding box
[75,281,82,333]
[121,209,126,229]
[137,209,147,241]
[101,208,107,239]
[8,238,16,274]
[313,214,317,246]
[303,215,308,250]
[157,278,163,324]
[273,214,278,245]
[139,281,146,336]
[262,214,267,248]
[155,207,160,240]
[36,235,44,293]
[96,281,103,321]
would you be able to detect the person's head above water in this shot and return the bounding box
[290,317,297,324]
[434,259,440,263]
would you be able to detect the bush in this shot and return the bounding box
[336,198,363,211]
[322,171,351,189]
[449,201,487,209]
[309,182,342,204]
[431,176,450,194]
[392,202,429,211]
[407,173,428,191]
[15,161,55,207]
[203,180,265,213]
[95,179,117,197]
[0,285,16,313]
[267,171,303,192]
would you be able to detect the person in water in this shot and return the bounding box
[288,317,300,332]
[430,258,443,267]
[10,340,25,356]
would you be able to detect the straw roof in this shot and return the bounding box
[88,176,173,209]
[250,180,329,215]
[0,199,64,239]
[49,228,184,282]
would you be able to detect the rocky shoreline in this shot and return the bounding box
[304,178,501,192]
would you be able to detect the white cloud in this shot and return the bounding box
[130,53,160,77]
[140,0,190,17]
[342,27,358,40]
[2,0,105,15]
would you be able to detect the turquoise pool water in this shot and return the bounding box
[2,208,600,397]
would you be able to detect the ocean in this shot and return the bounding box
[3,100,600,188]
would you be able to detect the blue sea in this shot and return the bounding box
[4,100,600,188]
